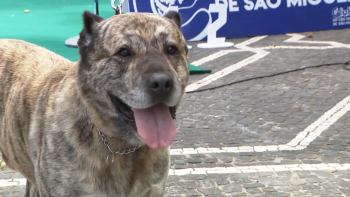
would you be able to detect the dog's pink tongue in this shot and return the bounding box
[133,103,176,149]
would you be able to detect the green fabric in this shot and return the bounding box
[189,64,211,74]
[0,0,211,74]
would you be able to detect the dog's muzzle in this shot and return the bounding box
[109,94,176,122]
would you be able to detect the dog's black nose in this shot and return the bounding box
[147,73,173,95]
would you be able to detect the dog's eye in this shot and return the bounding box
[166,46,178,55]
[118,48,130,57]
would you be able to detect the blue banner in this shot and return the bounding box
[129,0,350,41]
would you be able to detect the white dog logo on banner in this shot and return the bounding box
[133,0,229,41]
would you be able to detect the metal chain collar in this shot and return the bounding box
[97,126,141,163]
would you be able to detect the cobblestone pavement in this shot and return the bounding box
[2,28,350,196]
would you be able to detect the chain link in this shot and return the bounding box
[97,127,141,157]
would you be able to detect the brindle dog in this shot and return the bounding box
[0,10,189,196]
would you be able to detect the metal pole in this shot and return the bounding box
[95,0,99,15]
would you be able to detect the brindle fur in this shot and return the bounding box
[0,11,189,197]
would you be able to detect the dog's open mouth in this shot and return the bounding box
[109,94,176,122]
[109,94,177,149]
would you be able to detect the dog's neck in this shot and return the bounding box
[58,64,146,163]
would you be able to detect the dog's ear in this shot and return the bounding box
[78,11,104,48]
[164,11,182,29]
[82,11,104,34]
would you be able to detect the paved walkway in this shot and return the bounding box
[1,28,350,196]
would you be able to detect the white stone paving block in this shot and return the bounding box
[289,167,304,171]
[222,147,239,152]
[207,167,227,171]
[266,165,285,169]
[241,169,258,173]
[265,145,279,151]
[284,164,299,168]
[300,166,319,171]
[224,169,242,173]
[250,166,269,170]
[0,180,19,187]
[328,163,342,167]
[182,148,195,151]
[210,150,229,153]
[174,171,191,175]
[190,171,205,175]
[272,166,289,171]
[286,138,302,147]
[13,178,26,186]
[195,148,211,154]
[335,167,349,171]
[207,170,228,174]
[314,166,333,170]
[259,168,275,172]
[295,145,307,150]
[197,150,211,154]
[238,146,254,152]
[253,146,267,152]
[194,168,212,171]
[236,166,251,170]
[168,170,175,175]
[311,164,328,167]
[299,164,312,168]
[194,148,208,151]
[278,145,296,151]
[182,150,199,154]
[170,149,183,155]
[174,169,193,175]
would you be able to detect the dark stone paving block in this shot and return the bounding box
[302,185,321,190]
[305,178,326,183]
[221,184,242,193]
[268,192,291,197]
[227,192,248,197]
[174,160,186,165]
[231,178,253,184]
[243,183,265,188]
[185,189,203,197]
[339,188,350,195]
[187,158,202,164]
[289,179,307,186]
[182,175,207,181]
[277,186,301,192]
[337,181,350,188]
[276,171,292,177]
[258,172,275,177]
[218,156,233,163]
[301,160,321,164]
[201,179,216,187]
[246,188,262,195]
[204,158,218,164]
[178,181,202,189]
[197,187,221,195]
[0,174,12,179]
[212,177,230,185]
[167,186,185,195]
[268,182,289,186]
[321,183,339,189]
[261,187,277,193]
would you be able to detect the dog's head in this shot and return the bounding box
[77,11,189,149]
